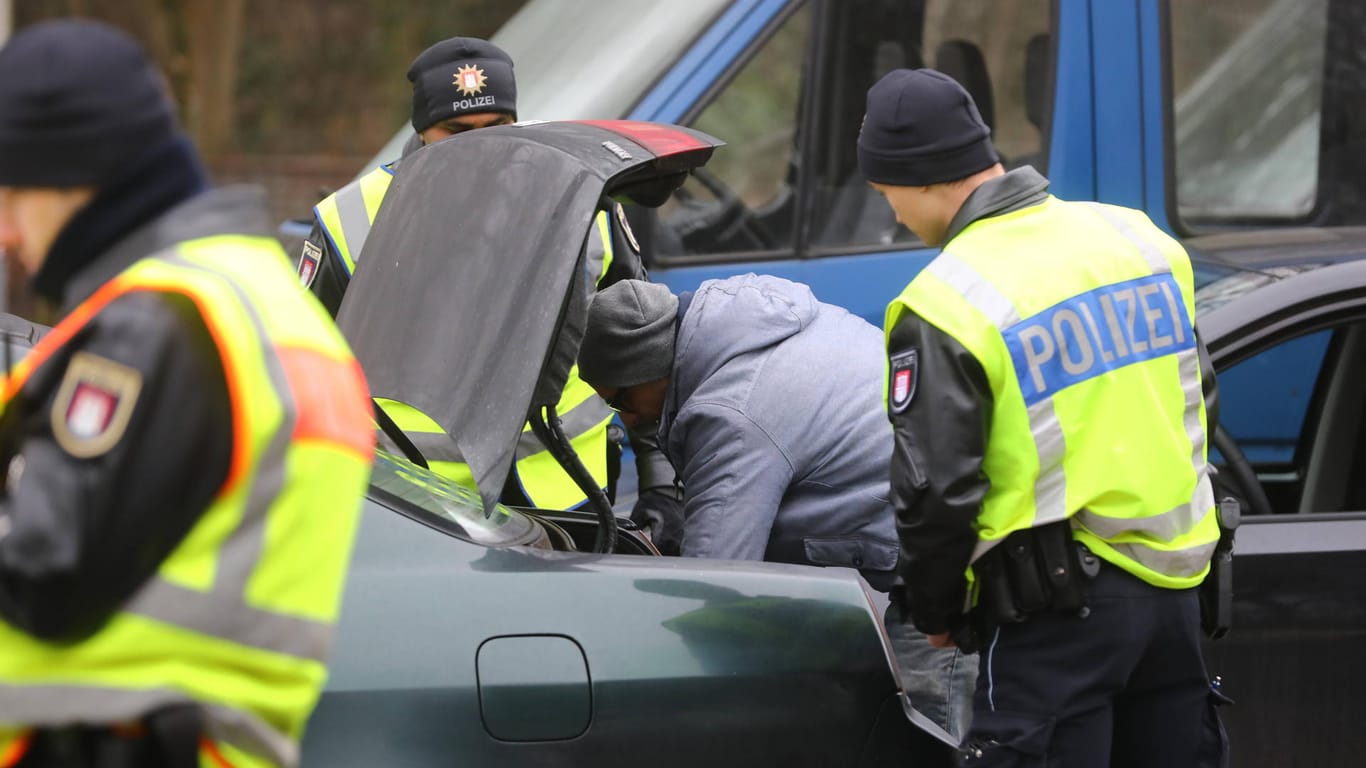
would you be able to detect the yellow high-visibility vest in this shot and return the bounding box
[886,198,1218,590]
[316,166,614,509]
[0,232,374,768]
[312,166,396,277]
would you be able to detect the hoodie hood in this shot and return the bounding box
[663,273,819,435]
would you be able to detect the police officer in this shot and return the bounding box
[299,37,682,539]
[859,69,1224,765]
[0,20,374,767]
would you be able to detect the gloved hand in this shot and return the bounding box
[626,419,684,555]
[632,489,684,555]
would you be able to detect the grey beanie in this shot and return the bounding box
[578,280,679,389]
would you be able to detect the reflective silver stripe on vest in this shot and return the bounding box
[1105,538,1215,580]
[516,395,612,461]
[124,578,332,663]
[121,252,328,664]
[1029,400,1068,528]
[1178,347,1209,480]
[924,256,1020,328]
[1080,202,1173,274]
[406,430,468,463]
[1071,214,1215,570]
[334,181,375,271]
[0,684,295,767]
[584,215,607,286]
[1078,474,1214,541]
[400,394,610,466]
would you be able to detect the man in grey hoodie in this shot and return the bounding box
[577,273,974,740]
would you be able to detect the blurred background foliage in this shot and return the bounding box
[13,0,530,216]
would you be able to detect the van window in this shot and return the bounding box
[652,0,1054,262]
[1169,0,1366,228]
[809,0,1054,251]
[1169,0,1327,222]
[654,3,812,258]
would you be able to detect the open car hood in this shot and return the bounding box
[338,120,720,510]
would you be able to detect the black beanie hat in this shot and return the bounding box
[0,19,177,188]
[857,68,1000,187]
[407,37,517,133]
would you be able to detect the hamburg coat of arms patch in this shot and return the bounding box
[50,351,143,458]
[889,348,918,415]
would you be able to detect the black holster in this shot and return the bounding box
[1200,497,1240,640]
[974,520,1090,627]
[18,705,203,768]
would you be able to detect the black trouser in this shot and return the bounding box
[963,561,1227,766]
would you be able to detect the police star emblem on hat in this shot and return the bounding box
[453,64,488,97]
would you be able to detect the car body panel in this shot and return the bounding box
[1193,240,1366,766]
[303,487,947,766]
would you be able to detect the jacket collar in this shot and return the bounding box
[942,166,1050,245]
[63,186,274,313]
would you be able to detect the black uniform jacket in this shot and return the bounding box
[886,168,1221,636]
[0,190,278,643]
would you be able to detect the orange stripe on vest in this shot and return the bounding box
[0,732,32,768]
[200,737,238,768]
[277,346,375,458]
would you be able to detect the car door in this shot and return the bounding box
[1199,261,1366,766]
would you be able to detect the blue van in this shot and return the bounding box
[321,4,1366,764]
[358,0,1363,325]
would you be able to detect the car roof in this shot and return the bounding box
[1191,227,1366,351]
[337,120,719,510]
[1188,226,1366,271]
[1192,226,1366,311]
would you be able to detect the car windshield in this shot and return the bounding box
[360,0,731,170]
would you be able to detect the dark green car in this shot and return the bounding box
[300,121,953,766]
